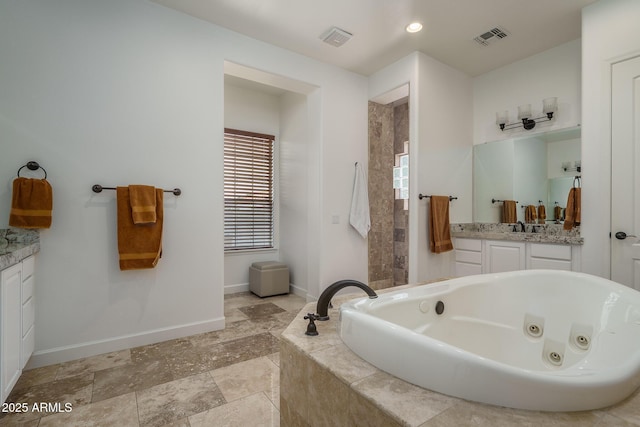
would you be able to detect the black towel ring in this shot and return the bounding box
[17,161,47,179]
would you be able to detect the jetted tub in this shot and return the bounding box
[338,270,640,411]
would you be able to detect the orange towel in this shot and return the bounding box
[537,205,546,224]
[117,187,163,270]
[9,177,53,229]
[525,205,537,224]
[129,185,157,224]
[429,196,453,254]
[554,205,563,221]
[502,200,517,223]
[564,188,581,230]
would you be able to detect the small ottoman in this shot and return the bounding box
[249,261,290,297]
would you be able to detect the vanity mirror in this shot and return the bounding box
[473,126,581,223]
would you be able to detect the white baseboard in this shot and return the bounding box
[224,282,307,299]
[224,283,250,294]
[289,284,307,299]
[27,317,225,369]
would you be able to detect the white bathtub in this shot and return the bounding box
[338,270,640,411]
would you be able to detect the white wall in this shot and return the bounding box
[317,79,370,296]
[369,52,473,283]
[415,53,473,281]
[0,0,227,366]
[473,39,582,145]
[223,82,281,293]
[279,92,309,297]
[581,0,640,278]
[0,0,368,366]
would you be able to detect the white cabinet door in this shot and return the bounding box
[484,240,525,273]
[527,243,573,271]
[1,264,22,403]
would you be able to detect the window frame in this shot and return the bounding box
[223,128,275,252]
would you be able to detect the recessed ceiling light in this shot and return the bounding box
[406,22,423,33]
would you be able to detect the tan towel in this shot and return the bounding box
[564,188,581,230]
[429,195,454,254]
[117,187,163,270]
[537,205,546,224]
[554,205,563,221]
[525,205,537,224]
[9,177,53,229]
[129,185,157,224]
[502,200,517,223]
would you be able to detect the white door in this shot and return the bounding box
[611,56,640,288]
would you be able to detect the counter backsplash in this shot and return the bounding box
[451,222,582,245]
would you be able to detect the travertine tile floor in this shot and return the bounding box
[0,292,307,427]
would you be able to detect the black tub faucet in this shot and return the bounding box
[315,279,378,321]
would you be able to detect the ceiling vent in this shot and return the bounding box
[473,26,509,47]
[319,26,353,47]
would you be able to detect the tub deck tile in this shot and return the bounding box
[351,371,457,427]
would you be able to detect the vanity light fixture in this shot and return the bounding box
[406,22,423,33]
[496,97,557,131]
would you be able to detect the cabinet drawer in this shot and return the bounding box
[455,250,482,265]
[529,244,571,260]
[22,256,35,281]
[455,238,482,252]
[22,297,35,335]
[456,262,482,277]
[529,257,572,271]
[22,275,34,304]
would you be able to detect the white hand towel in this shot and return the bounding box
[350,163,371,238]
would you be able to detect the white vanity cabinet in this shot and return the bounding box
[484,240,526,273]
[1,255,35,403]
[453,238,581,277]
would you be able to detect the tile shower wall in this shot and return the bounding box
[393,103,409,285]
[368,101,409,289]
[368,101,394,290]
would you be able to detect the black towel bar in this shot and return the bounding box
[492,199,519,204]
[92,185,181,196]
[419,194,457,201]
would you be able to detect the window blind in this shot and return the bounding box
[224,128,275,251]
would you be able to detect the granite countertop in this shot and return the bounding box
[0,229,40,270]
[451,223,584,245]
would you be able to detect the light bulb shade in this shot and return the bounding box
[543,97,558,114]
[495,110,509,125]
[405,22,423,33]
[518,104,532,120]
